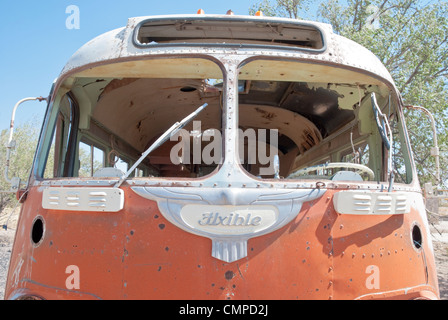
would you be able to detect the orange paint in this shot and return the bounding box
[4,187,439,300]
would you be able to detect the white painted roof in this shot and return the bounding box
[59,14,396,89]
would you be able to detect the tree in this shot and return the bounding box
[249,0,313,19]
[250,0,448,188]
[0,122,40,211]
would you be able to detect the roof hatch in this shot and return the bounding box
[133,17,326,52]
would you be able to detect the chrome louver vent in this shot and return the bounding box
[333,191,410,215]
[42,188,124,212]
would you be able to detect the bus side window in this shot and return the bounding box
[43,94,79,178]
[78,141,105,177]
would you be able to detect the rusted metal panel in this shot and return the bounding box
[6,187,438,299]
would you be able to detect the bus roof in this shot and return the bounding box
[59,14,396,90]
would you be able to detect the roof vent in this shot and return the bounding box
[134,17,325,52]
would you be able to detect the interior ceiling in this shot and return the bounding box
[89,77,352,155]
[240,81,355,138]
[92,78,221,152]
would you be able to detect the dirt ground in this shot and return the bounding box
[431,220,448,300]
[434,241,448,300]
[1,209,447,300]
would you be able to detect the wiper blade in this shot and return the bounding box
[115,103,208,187]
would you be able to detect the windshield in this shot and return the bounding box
[236,59,413,184]
[39,57,224,180]
[37,56,412,186]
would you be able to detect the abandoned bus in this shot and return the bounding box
[4,11,440,300]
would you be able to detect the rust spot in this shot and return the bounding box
[255,107,277,120]
[136,121,142,130]
[83,79,106,88]
[225,270,235,280]
[99,78,139,98]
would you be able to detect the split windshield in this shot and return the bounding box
[39,56,413,185]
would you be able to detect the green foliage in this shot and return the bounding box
[78,145,103,178]
[250,0,313,19]
[250,0,448,187]
[0,122,40,211]
[320,0,448,187]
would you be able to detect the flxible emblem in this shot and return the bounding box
[181,205,278,236]
[131,186,325,262]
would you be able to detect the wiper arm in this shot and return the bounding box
[115,103,208,187]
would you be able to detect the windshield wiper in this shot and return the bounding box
[115,103,208,187]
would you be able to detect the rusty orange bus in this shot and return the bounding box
[3,11,440,300]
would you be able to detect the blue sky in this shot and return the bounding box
[0,0,266,132]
